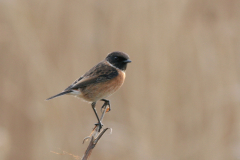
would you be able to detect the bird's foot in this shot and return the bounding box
[101,99,111,112]
[95,121,103,132]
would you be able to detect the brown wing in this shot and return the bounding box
[64,61,118,91]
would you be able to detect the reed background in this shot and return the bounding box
[1,0,240,160]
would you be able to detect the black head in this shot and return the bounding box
[106,51,131,71]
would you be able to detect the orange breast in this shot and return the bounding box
[79,70,126,102]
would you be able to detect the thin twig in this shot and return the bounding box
[82,103,110,160]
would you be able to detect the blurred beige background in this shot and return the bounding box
[1,0,240,160]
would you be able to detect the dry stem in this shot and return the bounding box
[81,103,110,160]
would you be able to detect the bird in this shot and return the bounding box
[46,51,131,131]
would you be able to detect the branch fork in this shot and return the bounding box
[82,103,111,160]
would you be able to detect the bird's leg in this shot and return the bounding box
[91,102,103,132]
[101,99,111,112]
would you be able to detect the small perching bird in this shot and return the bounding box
[46,51,131,131]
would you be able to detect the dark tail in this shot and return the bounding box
[46,90,72,100]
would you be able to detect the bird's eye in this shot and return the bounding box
[114,57,119,60]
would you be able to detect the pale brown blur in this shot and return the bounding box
[0,0,240,160]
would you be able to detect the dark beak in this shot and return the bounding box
[123,59,132,63]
